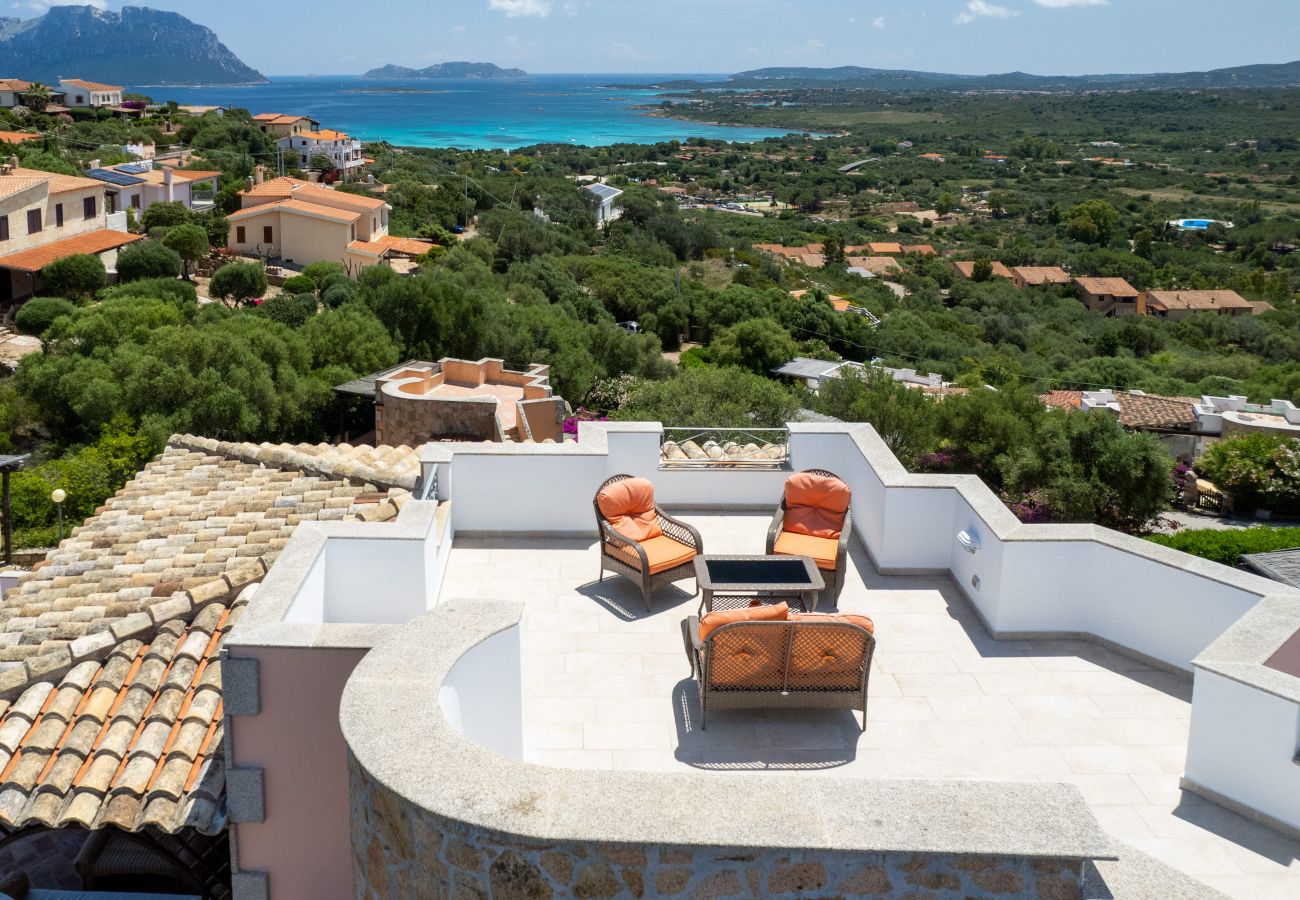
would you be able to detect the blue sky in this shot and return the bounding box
[27,1,1300,76]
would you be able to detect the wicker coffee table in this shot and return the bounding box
[694,554,825,613]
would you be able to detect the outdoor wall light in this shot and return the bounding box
[957,529,980,554]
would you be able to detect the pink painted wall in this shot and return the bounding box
[228,645,366,900]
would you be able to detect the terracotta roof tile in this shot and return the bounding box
[227,198,361,224]
[0,230,144,274]
[953,260,1014,280]
[0,132,39,145]
[1074,276,1138,297]
[61,79,122,92]
[0,435,418,835]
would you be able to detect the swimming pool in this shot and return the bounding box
[1169,218,1233,230]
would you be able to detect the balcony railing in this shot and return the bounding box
[660,426,789,468]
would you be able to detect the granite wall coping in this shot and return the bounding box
[339,597,1117,862]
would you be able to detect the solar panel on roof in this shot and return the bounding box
[86,168,145,187]
[116,163,149,174]
[584,183,622,200]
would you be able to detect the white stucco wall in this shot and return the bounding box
[1184,670,1300,832]
[439,625,524,759]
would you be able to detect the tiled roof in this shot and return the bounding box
[1041,390,1083,411]
[61,79,122,92]
[0,230,144,274]
[0,436,418,836]
[347,239,388,256]
[0,132,39,145]
[867,242,903,254]
[1114,393,1197,430]
[243,177,386,211]
[298,129,351,141]
[253,113,313,125]
[0,174,49,201]
[846,255,903,275]
[902,244,936,256]
[228,199,361,224]
[375,235,436,256]
[1074,277,1138,297]
[1143,290,1253,311]
[0,79,31,92]
[1012,266,1072,285]
[11,166,102,195]
[953,260,1014,280]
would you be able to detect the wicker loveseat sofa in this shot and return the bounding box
[684,603,876,729]
[595,473,703,611]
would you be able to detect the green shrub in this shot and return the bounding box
[100,277,198,309]
[301,261,345,287]
[116,241,182,282]
[259,294,311,328]
[15,297,77,337]
[40,253,106,299]
[140,200,191,232]
[281,275,317,296]
[210,261,268,307]
[1147,527,1300,566]
[321,280,358,308]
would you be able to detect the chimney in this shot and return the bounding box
[254,164,266,186]
[246,176,254,191]
[163,166,173,201]
[88,159,100,170]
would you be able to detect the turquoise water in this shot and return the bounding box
[135,75,798,150]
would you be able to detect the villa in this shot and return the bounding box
[84,159,222,216]
[252,113,320,140]
[0,419,1296,898]
[1139,289,1255,320]
[225,173,432,270]
[1011,266,1072,288]
[1074,276,1141,316]
[0,158,140,303]
[56,78,124,110]
[279,129,365,179]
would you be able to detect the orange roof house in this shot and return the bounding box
[867,242,903,255]
[1139,289,1256,320]
[953,260,1014,281]
[1010,266,1071,288]
[902,244,936,256]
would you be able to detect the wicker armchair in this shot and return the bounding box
[684,614,875,730]
[765,468,852,601]
[595,473,703,611]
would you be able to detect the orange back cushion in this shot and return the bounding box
[783,472,851,539]
[597,477,662,541]
[706,622,789,690]
[786,613,873,690]
[699,601,789,641]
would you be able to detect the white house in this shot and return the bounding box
[57,78,123,109]
[584,182,623,226]
[278,129,365,178]
[84,160,222,216]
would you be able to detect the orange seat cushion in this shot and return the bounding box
[772,531,839,570]
[783,472,851,539]
[610,533,696,575]
[699,601,789,641]
[786,613,873,690]
[597,477,662,541]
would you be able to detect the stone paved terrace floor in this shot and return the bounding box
[441,512,1300,900]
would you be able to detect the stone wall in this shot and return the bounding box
[349,754,1084,899]
[377,394,503,445]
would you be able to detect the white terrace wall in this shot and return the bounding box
[431,423,1269,673]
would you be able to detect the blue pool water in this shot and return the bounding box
[134,74,799,150]
[1181,219,1214,229]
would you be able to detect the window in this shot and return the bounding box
[55,203,63,227]
[131,194,141,210]
[263,225,273,244]
[83,196,96,220]
[26,209,41,235]
[236,226,246,243]
[0,215,7,242]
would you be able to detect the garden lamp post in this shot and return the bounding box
[51,489,66,544]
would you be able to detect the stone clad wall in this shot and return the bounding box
[349,754,1084,899]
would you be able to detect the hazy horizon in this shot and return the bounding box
[29,1,1300,80]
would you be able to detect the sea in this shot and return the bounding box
[132,74,796,150]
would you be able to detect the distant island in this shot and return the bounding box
[0,5,266,86]
[723,61,1300,91]
[362,62,528,80]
